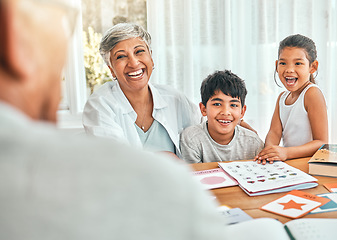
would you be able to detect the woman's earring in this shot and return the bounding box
[152,65,155,70]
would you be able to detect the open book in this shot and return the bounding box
[218,161,318,196]
[224,218,337,240]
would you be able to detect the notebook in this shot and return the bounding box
[223,218,337,240]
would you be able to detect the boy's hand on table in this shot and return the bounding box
[254,145,288,164]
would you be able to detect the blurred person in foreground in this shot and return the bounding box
[0,0,227,239]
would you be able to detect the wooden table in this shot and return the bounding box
[191,157,337,223]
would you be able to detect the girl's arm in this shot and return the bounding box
[264,93,283,147]
[255,93,283,164]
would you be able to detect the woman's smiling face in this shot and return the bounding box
[109,37,154,94]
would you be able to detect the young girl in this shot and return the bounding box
[255,34,328,164]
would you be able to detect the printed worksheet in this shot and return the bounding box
[218,161,318,196]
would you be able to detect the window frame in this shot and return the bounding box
[57,0,87,130]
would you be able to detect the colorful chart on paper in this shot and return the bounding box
[218,161,317,194]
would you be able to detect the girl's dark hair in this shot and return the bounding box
[275,34,318,85]
[200,70,247,107]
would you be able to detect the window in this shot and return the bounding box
[147,0,337,143]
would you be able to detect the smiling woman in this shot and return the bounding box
[58,0,147,130]
[82,23,201,157]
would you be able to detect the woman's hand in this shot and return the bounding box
[254,145,288,164]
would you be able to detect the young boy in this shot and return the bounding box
[180,70,264,163]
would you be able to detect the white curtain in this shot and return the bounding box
[147,0,337,143]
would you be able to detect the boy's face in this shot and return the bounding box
[200,91,246,145]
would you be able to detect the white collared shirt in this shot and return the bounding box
[82,81,201,156]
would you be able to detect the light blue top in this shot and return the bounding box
[135,120,175,153]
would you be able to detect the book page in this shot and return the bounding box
[193,168,238,190]
[285,218,337,240]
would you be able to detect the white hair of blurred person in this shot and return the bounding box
[0,0,77,123]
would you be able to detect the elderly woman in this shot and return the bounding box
[83,23,201,157]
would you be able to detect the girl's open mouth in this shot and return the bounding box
[285,77,297,86]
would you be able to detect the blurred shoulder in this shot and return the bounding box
[28,124,190,176]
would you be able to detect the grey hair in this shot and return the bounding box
[99,23,152,67]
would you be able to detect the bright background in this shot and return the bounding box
[147,0,337,142]
[60,0,337,143]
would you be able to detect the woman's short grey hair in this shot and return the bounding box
[99,23,152,67]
